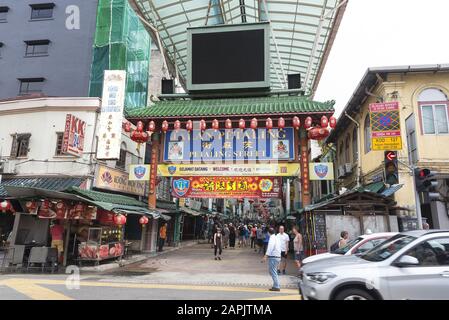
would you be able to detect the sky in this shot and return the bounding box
[314,0,449,117]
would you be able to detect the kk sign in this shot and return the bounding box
[164,128,295,162]
[62,114,86,157]
[369,102,402,150]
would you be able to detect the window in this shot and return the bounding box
[10,134,31,158]
[18,78,44,95]
[55,132,64,155]
[352,127,358,162]
[30,3,55,20]
[406,114,418,164]
[0,6,9,22]
[116,142,127,169]
[345,134,350,163]
[25,40,50,56]
[418,88,449,135]
[364,115,371,153]
[402,238,449,266]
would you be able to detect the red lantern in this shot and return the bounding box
[161,120,169,132]
[307,127,330,140]
[305,116,312,129]
[174,120,181,131]
[186,120,193,132]
[250,118,258,129]
[292,116,301,130]
[139,216,149,225]
[321,116,328,128]
[131,130,149,144]
[225,119,232,129]
[278,117,285,130]
[200,119,206,131]
[239,119,246,129]
[212,119,219,131]
[136,121,144,132]
[265,118,273,130]
[124,122,131,133]
[329,116,337,129]
[114,214,127,226]
[148,120,156,132]
[0,200,12,213]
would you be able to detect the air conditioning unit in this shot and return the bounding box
[337,165,346,178]
[0,161,17,174]
[344,163,353,174]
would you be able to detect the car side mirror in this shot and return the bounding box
[394,255,420,267]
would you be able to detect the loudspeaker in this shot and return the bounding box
[287,73,301,89]
[161,78,174,94]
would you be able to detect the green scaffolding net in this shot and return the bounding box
[89,0,151,110]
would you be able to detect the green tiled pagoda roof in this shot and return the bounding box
[126,96,335,119]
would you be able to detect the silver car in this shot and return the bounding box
[299,230,449,300]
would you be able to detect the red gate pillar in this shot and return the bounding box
[299,128,311,206]
[148,132,160,209]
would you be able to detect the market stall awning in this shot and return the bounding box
[3,185,83,201]
[381,184,403,197]
[131,0,347,94]
[180,207,203,216]
[65,187,146,208]
[126,95,335,120]
[0,177,86,198]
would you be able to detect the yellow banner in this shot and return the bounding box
[372,137,402,151]
[95,165,145,196]
[158,163,300,177]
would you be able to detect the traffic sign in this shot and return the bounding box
[370,102,402,150]
[384,151,398,185]
[385,151,397,161]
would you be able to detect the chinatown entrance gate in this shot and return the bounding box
[126,95,336,223]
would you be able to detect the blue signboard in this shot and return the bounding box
[163,128,295,162]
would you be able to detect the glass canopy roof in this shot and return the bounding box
[131,0,347,94]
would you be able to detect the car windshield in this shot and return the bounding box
[360,234,416,262]
[333,237,363,255]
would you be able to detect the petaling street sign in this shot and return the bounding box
[158,163,300,177]
[171,176,281,199]
[163,128,295,162]
[369,102,402,151]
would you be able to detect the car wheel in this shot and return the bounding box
[334,288,375,300]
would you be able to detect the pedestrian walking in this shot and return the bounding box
[256,225,264,253]
[214,227,223,260]
[238,224,244,248]
[243,225,249,247]
[229,223,236,249]
[222,224,230,249]
[262,227,281,291]
[50,220,65,264]
[250,224,257,250]
[158,222,167,252]
[276,225,290,275]
[262,226,270,254]
[292,226,304,272]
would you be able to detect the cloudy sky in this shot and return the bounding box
[314,0,449,117]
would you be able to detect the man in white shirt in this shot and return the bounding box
[276,226,290,275]
[262,227,281,291]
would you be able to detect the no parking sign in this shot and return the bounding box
[369,102,402,150]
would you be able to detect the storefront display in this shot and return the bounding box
[78,226,124,261]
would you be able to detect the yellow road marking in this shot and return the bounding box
[3,279,72,300]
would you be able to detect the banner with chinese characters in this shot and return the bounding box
[97,70,127,159]
[62,114,86,157]
[369,102,402,150]
[129,165,151,181]
[171,176,281,199]
[309,163,334,180]
[163,128,295,162]
[158,163,300,177]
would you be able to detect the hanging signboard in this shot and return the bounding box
[129,164,151,181]
[369,102,402,150]
[94,165,145,196]
[163,128,295,162]
[309,163,334,180]
[62,114,86,157]
[158,163,300,177]
[97,70,127,159]
[171,176,281,199]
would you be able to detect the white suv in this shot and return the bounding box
[299,230,449,300]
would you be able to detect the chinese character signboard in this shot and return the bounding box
[158,163,300,177]
[94,165,145,196]
[163,128,295,162]
[129,165,151,181]
[309,163,334,180]
[171,176,281,199]
[97,70,127,159]
[62,114,86,157]
[369,102,402,150]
